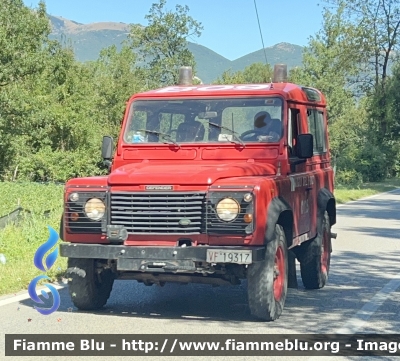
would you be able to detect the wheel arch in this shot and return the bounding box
[317,188,336,234]
[265,197,294,248]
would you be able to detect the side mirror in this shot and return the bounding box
[296,134,313,159]
[101,136,113,171]
[102,136,113,160]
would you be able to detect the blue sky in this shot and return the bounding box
[23,0,326,60]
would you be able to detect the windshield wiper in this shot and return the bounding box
[207,121,245,147]
[137,129,181,148]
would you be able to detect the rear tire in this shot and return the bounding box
[66,258,115,310]
[247,224,288,321]
[298,211,331,289]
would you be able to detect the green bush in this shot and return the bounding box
[335,142,387,184]
[0,182,65,296]
[14,148,106,183]
[355,144,387,182]
[335,169,363,187]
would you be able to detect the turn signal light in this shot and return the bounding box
[70,212,79,221]
[243,193,253,202]
[244,213,253,223]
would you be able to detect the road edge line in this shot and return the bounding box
[306,277,400,360]
[0,282,66,307]
[336,187,400,208]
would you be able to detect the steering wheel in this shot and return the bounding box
[240,129,265,141]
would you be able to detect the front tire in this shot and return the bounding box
[66,258,115,310]
[247,224,288,321]
[298,211,332,289]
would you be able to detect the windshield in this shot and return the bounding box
[123,97,283,144]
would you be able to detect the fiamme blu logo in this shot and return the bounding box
[27,226,60,315]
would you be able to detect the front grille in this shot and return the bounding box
[110,192,206,234]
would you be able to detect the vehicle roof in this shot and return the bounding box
[130,82,326,105]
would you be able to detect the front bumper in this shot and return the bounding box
[59,243,265,272]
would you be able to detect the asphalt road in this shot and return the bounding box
[1,189,400,361]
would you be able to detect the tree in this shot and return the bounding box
[128,0,203,88]
[287,5,383,183]
[0,0,53,178]
[372,59,400,176]
[0,0,50,87]
[89,45,146,138]
[324,0,400,139]
[214,63,273,84]
[289,5,362,123]
[214,69,245,85]
[325,0,400,90]
[0,39,109,181]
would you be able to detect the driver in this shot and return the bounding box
[253,111,281,142]
[254,111,271,129]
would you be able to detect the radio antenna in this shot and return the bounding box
[253,0,268,66]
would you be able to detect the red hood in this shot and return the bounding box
[108,162,276,185]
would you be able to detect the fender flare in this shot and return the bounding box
[265,197,294,248]
[265,197,297,288]
[316,188,336,234]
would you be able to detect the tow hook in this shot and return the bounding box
[331,232,337,239]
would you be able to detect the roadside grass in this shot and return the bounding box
[0,178,399,296]
[334,178,400,203]
[0,182,65,296]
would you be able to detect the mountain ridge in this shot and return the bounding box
[47,15,304,83]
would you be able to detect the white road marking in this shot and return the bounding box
[335,277,400,334]
[0,283,66,307]
[307,277,400,360]
[306,187,400,359]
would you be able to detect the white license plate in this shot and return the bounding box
[206,249,252,264]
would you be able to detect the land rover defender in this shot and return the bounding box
[59,65,336,321]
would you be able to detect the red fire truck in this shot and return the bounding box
[60,65,336,321]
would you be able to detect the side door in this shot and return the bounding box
[306,107,329,238]
[287,106,313,237]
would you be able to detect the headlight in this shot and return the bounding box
[84,198,105,221]
[216,198,240,222]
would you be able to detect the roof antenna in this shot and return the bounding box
[254,0,269,81]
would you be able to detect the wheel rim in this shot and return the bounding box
[321,229,330,274]
[273,245,285,301]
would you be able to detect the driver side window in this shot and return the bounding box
[220,106,282,142]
